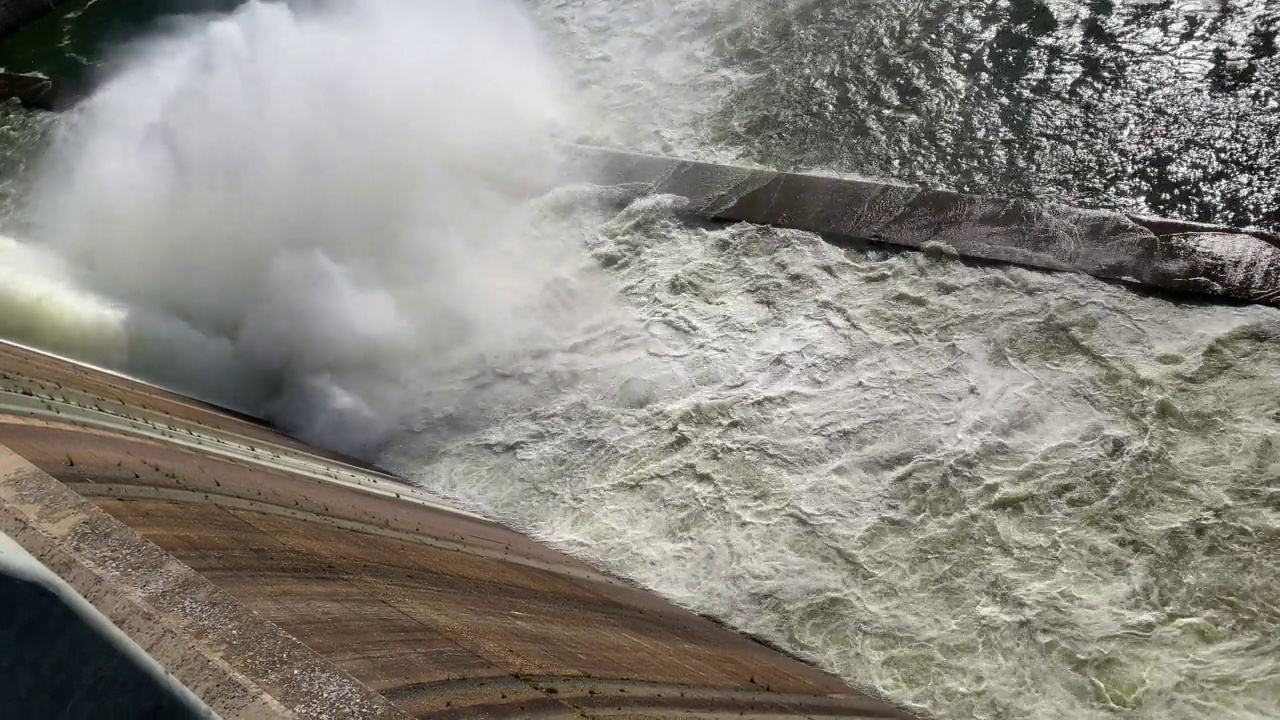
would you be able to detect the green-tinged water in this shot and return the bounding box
[0,0,243,85]
[5,0,1280,228]
[0,102,53,227]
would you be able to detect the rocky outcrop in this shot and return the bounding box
[0,72,58,109]
[561,144,1280,307]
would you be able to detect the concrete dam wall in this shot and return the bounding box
[0,340,917,719]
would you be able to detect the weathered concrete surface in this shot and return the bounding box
[0,340,919,719]
[558,144,1280,307]
[0,445,406,719]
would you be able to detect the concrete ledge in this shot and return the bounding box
[559,144,1280,306]
[0,442,410,719]
[0,529,217,719]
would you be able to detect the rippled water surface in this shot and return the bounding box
[541,0,1280,230]
[2,1,1279,718]
[6,0,1280,226]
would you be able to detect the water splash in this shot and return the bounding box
[14,0,602,451]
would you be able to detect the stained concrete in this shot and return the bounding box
[0,444,404,719]
[0,340,919,719]
[558,144,1280,307]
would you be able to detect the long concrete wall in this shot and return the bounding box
[559,144,1280,307]
[0,69,1271,305]
[0,340,919,719]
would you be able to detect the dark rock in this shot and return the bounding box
[0,72,58,110]
[0,0,72,45]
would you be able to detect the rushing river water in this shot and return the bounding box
[1,1,1279,718]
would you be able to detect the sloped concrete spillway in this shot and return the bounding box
[0,340,917,719]
[559,144,1280,307]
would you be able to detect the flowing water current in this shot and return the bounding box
[1,1,1279,718]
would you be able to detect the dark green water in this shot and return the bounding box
[0,0,242,86]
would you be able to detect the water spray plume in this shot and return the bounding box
[15,0,591,452]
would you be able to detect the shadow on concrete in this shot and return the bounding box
[0,571,207,719]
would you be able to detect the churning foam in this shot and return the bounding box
[9,0,598,452]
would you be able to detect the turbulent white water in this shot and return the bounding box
[2,1,1279,718]
[389,199,1280,718]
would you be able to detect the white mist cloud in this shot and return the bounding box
[19,0,609,453]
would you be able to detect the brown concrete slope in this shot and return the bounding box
[557,144,1280,307]
[0,341,395,475]
[0,72,59,109]
[0,444,408,720]
[0,340,919,720]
